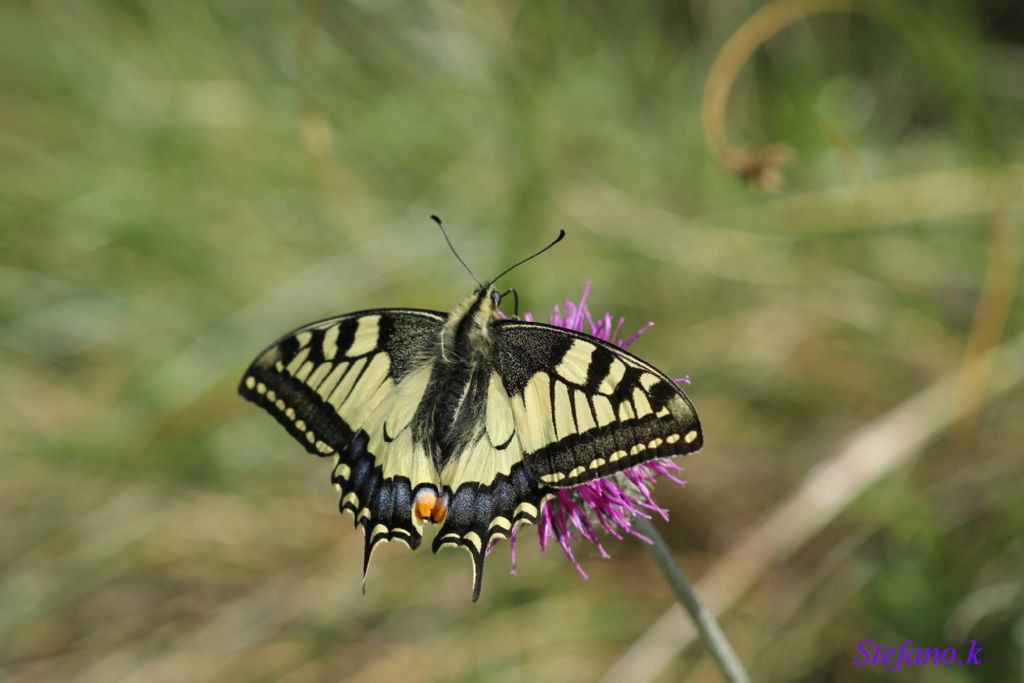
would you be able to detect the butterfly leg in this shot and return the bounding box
[498,288,519,319]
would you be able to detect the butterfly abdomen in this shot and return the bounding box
[415,353,492,469]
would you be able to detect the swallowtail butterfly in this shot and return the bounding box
[239,220,703,599]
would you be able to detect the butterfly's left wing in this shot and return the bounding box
[238,309,446,572]
[492,320,703,487]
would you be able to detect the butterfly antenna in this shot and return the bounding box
[491,230,566,284]
[431,215,481,286]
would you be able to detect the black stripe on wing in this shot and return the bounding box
[239,353,354,457]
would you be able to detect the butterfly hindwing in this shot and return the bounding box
[238,309,446,564]
[493,321,703,488]
[430,367,552,599]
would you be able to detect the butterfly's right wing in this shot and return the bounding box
[492,320,703,488]
[239,309,445,571]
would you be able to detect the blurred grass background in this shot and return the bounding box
[2,1,1022,681]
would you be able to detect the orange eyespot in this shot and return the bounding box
[414,488,448,524]
[430,496,448,523]
[414,493,434,521]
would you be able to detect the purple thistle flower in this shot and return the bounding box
[499,282,690,578]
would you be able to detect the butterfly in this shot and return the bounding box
[238,218,703,600]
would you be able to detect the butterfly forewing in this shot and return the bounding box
[493,321,703,488]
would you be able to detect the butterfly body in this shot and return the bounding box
[418,286,499,469]
[240,282,702,599]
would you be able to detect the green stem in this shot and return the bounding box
[633,516,753,683]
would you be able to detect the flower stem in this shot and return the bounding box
[633,516,752,683]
